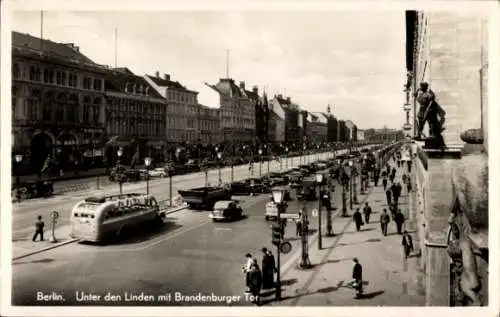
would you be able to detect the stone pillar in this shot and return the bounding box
[421,147,462,306]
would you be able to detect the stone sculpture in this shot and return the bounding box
[447,128,488,306]
[414,82,446,147]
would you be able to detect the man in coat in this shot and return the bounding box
[353,208,363,232]
[385,188,392,206]
[394,209,405,234]
[380,208,391,236]
[402,230,414,258]
[391,183,399,207]
[382,177,388,191]
[32,215,45,242]
[260,247,276,289]
[242,253,255,292]
[248,259,262,304]
[351,258,363,292]
[362,202,372,224]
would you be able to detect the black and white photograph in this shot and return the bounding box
[1,0,498,316]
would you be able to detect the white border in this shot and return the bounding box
[1,1,499,317]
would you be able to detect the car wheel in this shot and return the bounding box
[212,219,217,222]
[265,216,269,221]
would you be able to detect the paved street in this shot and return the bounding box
[11,150,344,242]
[12,178,345,306]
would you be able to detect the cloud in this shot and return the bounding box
[11,10,407,129]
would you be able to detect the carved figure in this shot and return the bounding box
[447,128,488,306]
[414,82,446,143]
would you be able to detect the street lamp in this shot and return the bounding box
[266,144,270,174]
[15,154,23,202]
[144,157,152,195]
[340,160,348,217]
[349,161,353,210]
[117,147,123,195]
[270,187,284,300]
[217,151,222,186]
[315,172,324,250]
[316,145,320,162]
[258,148,263,177]
[285,147,289,170]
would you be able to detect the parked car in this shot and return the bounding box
[209,200,245,222]
[248,178,268,194]
[178,186,231,210]
[148,167,167,178]
[109,168,142,182]
[12,179,54,200]
[230,180,252,195]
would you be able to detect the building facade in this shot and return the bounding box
[337,120,348,142]
[268,97,286,143]
[357,129,365,141]
[308,112,328,143]
[11,31,107,174]
[364,128,404,143]
[206,79,256,144]
[145,72,200,144]
[345,120,357,142]
[327,115,339,143]
[104,68,167,164]
[406,10,489,306]
[197,104,220,145]
[270,95,301,144]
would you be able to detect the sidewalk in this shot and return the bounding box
[269,158,425,306]
[11,204,188,260]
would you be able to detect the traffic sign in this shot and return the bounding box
[280,213,299,219]
[279,241,292,254]
[49,210,59,220]
[312,209,318,217]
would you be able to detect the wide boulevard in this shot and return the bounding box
[12,177,345,306]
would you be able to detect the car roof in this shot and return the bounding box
[213,200,237,209]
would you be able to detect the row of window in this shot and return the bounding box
[13,64,103,92]
[167,90,196,104]
[109,99,165,115]
[107,119,165,138]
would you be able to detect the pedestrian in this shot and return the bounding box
[351,257,363,292]
[382,177,388,191]
[374,170,379,187]
[385,188,392,206]
[295,211,303,237]
[353,208,363,232]
[380,208,390,236]
[407,178,412,193]
[242,253,254,292]
[362,202,372,224]
[32,215,45,242]
[248,259,262,304]
[402,174,407,184]
[391,183,399,206]
[261,247,276,289]
[407,160,412,173]
[394,209,405,234]
[401,230,414,258]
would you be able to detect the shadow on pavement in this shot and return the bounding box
[335,238,382,248]
[340,227,375,235]
[281,278,298,286]
[13,258,55,265]
[359,290,385,299]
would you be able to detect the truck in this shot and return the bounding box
[177,186,231,210]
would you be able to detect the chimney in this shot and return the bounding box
[252,85,258,94]
[164,74,170,81]
[155,71,160,78]
[287,97,291,103]
[278,94,283,99]
[239,81,245,89]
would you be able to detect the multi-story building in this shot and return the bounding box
[406,10,489,306]
[364,128,404,143]
[254,88,269,144]
[11,31,107,174]
[326,114,339,143]
[145,72,200,144]
[104,67,166,163]
[345,120,358,142]
[268,96,286,143]
[197,104,220,145]
[357,129,365,141]
[337,120,348,142]
[206,79,256,144]
[270,95,301,144]
[307,112,328,143]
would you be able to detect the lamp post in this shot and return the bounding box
[302,144,306,165]
[266,145,270,174]
[298,202,312,269]
[270,187,284,301]
[15,154,23,202]
[349,160,353,210]
[217,151,222,186]
[353,162,358,204]
[258,148,263,177]
[144,157,151,195]
[315,172,324,250]
[284,147,289,170]
[117,147,123,195]
[341,161,348,217]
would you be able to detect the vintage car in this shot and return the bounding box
[110,167,142,182]
[148,167,167,178]
[288,172,303,189]
[178,186,231,210]
[230,180,252,195]
[296,177,318,201]
[12,179,54,200]
[209,200,245,221]
[248,178,268,194]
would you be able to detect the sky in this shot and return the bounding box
[12,10,407,130]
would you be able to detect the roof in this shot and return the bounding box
[12,31,95,64]
[206,78,243,98]
[106,70,164,99]
[145,74,195,92]
[245,89,259,101]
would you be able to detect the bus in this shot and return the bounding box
[70,193,163,243]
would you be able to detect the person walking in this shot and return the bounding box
[391,183,399,207]
[394,209,405,234]
[402,231,414,259]
[380,208,390,236]
[353,208,363,232]
[32,215,45,242]
[260,247,276,289]
[351,258,363,295]
[362,202,372,224]
[295,211,303,237]
[407,160,412,173]
[385,188,392,206]
[248,259,262,304]
[242,253,254,293]
[382,177,388,191]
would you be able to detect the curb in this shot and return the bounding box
[12,205,189,261]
